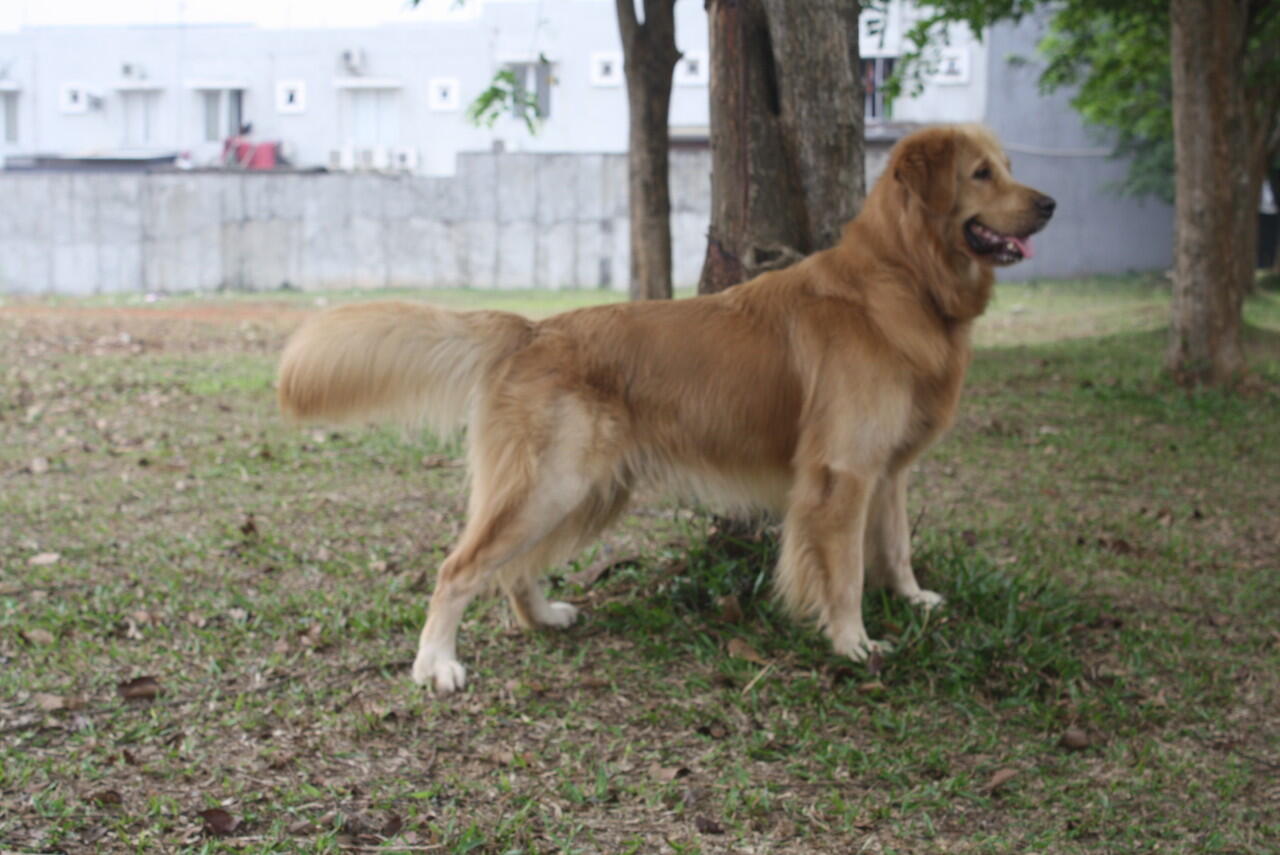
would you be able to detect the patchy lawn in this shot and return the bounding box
[2,279,1278,854]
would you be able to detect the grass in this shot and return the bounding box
[1,276,1278,853]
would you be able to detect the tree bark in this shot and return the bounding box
[1167,0,1252,385]
[617,0,681,301]
[699,0,864,294]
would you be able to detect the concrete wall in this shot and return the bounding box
[0,149,713,294]
[982,16,1174,280]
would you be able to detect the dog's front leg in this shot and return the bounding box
[776,465,890,662]
[866,468,944,610]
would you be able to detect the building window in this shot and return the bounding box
[862,57,895,120]
[674,51,708,86]
[428,77,460,111]
[120,90,159,147]
[344,88,401,146]
[276,80,307,114]
[505,61,552,120]
[202,89,244,141]
[1,93,17,143]
[589,52,623,87]
[59,83,89,114]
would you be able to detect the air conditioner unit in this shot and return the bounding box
[391,147,418,172]
[121,62,146,80]
[328,148,353,171]
[340,48,367,75]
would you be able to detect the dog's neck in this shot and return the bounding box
[844,185,996,326]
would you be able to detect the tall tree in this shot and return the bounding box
[435,0,681,301]
[1166,0,1278,383]
[699,0,865,294]
[903,0,1280,386]
[616,0,682,301]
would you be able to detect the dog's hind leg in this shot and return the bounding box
[412,402,618,693]
[500,484,631,630]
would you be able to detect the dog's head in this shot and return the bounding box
[891,125,1055,267]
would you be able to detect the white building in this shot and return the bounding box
[0,0,988,175]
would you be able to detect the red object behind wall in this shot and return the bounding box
[223,137,280,170]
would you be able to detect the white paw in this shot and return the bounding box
[539,600,579,629]
[831,632,894,663]
[907,589,945,611]
[412,648,468,693]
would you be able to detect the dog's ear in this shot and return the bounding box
[893,132,958,216]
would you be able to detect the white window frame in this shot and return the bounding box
[674,51,708,86]
[276,80,307,114]
[0,89,18,144]
[119,89,160,147]
[589,52,623,87]
[428,77,461,111]
[59,82,89,114]
[504,60,553,120]
[862,56,896,120]
[200,88,245,141]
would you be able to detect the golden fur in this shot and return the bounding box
[277,124,1055,692]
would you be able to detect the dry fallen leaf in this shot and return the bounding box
[694,816,725,835]
[197,807,240,836]
[22,628,56,646]
[117,675,161,702]
[985,767,1018,793]
[865,648,885,676]
[89,789,124,807]
[33,692,66,712]
[485,748,516,766]
[648,763,691,783]
[30,456,50,475]
[726,638,767,665]
[717,594,744,624]
[1059,727,1090,751]
[28,552,61,566]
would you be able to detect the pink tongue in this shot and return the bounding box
[1010,235,1035,260]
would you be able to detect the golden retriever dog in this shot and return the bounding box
[277,124,1054,693]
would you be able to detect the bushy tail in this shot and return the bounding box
[277,301,532,436]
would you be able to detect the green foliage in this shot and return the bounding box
[1038,4,1174,202]
[465,65,545,136]
[893,0,1280,205]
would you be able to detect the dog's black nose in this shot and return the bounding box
[1036,195,1057,218]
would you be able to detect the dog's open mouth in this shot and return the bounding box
[964,218,1036,265]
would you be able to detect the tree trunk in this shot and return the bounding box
[1167,0,1252,385]
[1271,166,1280,274]
[699,0,864,294]
[617,0,681,301]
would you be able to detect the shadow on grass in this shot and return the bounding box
[587,530,1098,710]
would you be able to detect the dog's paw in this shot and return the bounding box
[907,589,945,611]
[831,632,894,663]
[412,648,468,694]
[539,600,579,629]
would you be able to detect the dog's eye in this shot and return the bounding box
[972,166,992,180]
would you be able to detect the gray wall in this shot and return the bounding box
[0,150,712,294]
[982,17,1174,280]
